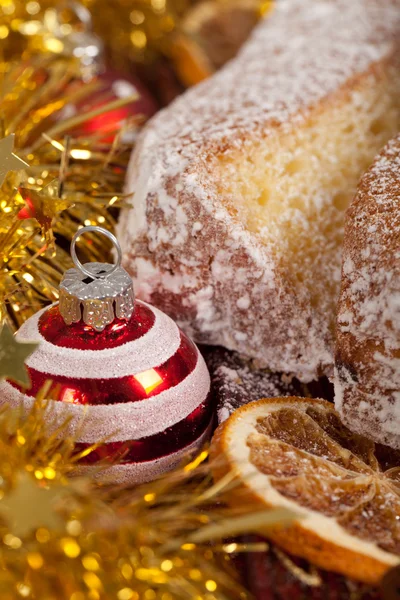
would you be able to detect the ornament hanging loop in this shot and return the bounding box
[60,225,134,331]
[71,225,122,280]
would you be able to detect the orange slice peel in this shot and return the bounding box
[210,397,400,585]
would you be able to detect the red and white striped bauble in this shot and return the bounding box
[0,227,212,485]
[0,300,212,484]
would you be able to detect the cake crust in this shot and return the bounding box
[335,135,400,448]
[119,0,400,382]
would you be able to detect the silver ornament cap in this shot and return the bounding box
[59,226,134,332]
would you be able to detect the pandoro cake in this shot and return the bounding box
[335,134,400,449]
[119,0,400,382]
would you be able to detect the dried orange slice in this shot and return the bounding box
[210,397,400,584]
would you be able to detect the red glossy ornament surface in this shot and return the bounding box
[76,396,213,465]
[24,332,197,404]
[14,304,212,465]
[67,69,157,142]
[39,303,155,350]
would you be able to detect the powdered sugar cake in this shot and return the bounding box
[335,135,400,449]
[119,0,400,382]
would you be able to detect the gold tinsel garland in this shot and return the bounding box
[0,50,137,328]
[0,386,299,600]
[0,326,295,600]
[1,1,271,89]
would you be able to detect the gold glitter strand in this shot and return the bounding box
[0,392,299,599]
[0,52,137,328]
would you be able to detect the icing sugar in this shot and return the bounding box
[204,347,300,423]
[338,136,400,345]
[119,0,400,382]
[335,134,400,448]
[120,0,398,169]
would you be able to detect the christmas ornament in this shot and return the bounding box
[64,68,157,142]
[22,2,105,80]
[35,2,158,140]
[0,226,213,484]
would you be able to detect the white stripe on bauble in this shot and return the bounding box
[0,351,210,442]
[73,420,213,485]
[16,300,181,379]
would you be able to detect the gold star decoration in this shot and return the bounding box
[0,323,39,388]
[18,180,73,246]
[0,472,64,537]
[0,134,29,187]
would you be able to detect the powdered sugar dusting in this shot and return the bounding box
[335,134,400,448]
[204,347,300,423]
[119,0,400,382]
[122,0,397,160]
